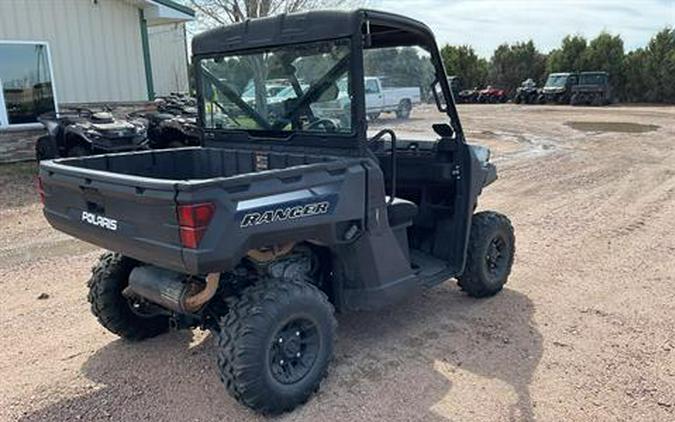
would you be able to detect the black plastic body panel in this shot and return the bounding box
[39,147,367,275]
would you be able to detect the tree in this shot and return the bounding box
[488,40,547,93]
[623,48,649,102]
[546,35,588,73]
[644,28,675,103]
[582,32,624,95]
[440,45,488,90]
[364,47,435,100]
[189,0,359,27]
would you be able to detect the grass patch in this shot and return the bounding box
[0,161,37,177]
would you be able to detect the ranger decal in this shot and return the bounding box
[240,201,330,228]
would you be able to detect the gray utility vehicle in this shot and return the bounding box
[38,9,515,414]
[539,72,578,104]
[570,71,612,106]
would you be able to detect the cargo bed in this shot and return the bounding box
[39,147,367,274]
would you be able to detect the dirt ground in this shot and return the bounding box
[1,104,673,421]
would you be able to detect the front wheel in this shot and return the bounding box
[216,278,336,414]
[458,211,515,298]
[35,136,58,161]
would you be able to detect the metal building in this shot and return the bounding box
[0,0,194,131]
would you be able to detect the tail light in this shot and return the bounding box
[177,202,215,249]
[36,176,45,204]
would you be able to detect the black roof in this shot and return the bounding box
[192,9,436,56]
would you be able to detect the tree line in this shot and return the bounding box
[440,27,675,103]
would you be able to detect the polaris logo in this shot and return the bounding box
[81,211,118,231]
[240,201,330,228]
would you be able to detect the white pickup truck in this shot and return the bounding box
[364,76,421,120]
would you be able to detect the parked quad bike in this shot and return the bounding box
[477,86,508,104]
[513,79,540,104]
[456,88,479,103]
[35,107,148,161]
[136,93,201,149]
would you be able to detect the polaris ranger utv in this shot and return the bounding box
[38,9,515,414]
[570,71,612,106]
[539,72,579,104]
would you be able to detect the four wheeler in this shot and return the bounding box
[38,9,515,415]
[456,87,479,103]
[538,72,578,104]
[140,93,201,148]
[477,86,508,103]
[513,78,540,104]
[570,71,612,106]
[35,107,148,160]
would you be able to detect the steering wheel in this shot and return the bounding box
[305,118,338,132]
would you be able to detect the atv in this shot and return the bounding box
[513,78,540,104]
[477,86,508,103]
[570,71,612,106]
[456,87,479,103]
[35,107,148,160]
[38,9,515,415]
[139,93,201,148]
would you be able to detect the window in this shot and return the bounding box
[365,78,379,94]
[0,41,57,128]
[198,39,352,135]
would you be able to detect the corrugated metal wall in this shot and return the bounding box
[0,0,147,103]
[148,23,189,96]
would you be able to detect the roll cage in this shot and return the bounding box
[192,9,464,153]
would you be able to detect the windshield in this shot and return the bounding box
[199,39,352,134]
[545,74,568,87]
[579,73,607,85]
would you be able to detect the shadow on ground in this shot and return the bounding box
[21,284,541,421]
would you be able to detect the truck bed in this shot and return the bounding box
[40,147,367,274]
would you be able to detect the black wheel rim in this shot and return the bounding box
[269,317,320,385]
[485,234,509,280]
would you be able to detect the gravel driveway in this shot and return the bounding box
[1,104,673,421]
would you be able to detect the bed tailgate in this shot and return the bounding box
[38,161,186,273]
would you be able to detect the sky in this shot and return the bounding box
[371,0,675,57]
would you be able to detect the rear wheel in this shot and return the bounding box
[87,252,170,340]
[458,211,515,298]
[215,278,336,414]
[591,94,604,107]
[395,100,412,119]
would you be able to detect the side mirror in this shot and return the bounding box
[431,80,448,112]
[432,123,454,138]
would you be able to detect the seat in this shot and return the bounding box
[386,197,418,227]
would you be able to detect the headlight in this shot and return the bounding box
[470,144,491,163]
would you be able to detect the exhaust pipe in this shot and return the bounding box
[124,266,220,314]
